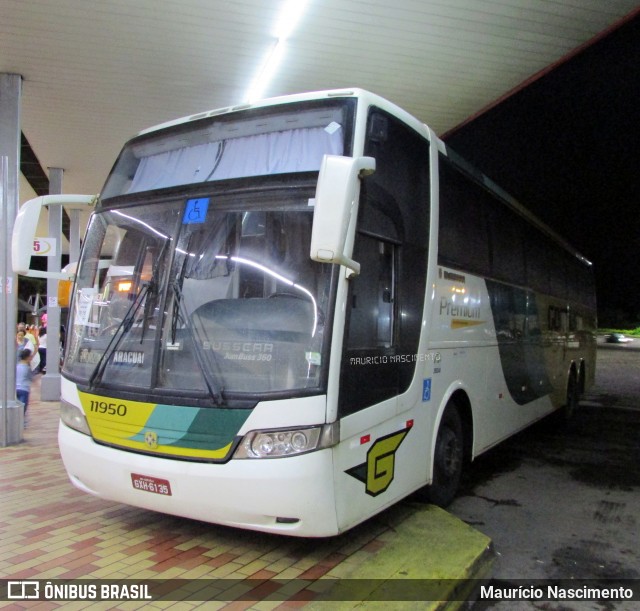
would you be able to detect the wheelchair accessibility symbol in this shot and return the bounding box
[183,198,210,224]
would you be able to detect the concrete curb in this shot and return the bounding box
[306,503,494,609]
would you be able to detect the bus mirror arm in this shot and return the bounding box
[310,155,375,278]
[12,194,98,279]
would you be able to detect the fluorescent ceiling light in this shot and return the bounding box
[274,0,309,39]
[244,0,309,103]
[245,40,286,103]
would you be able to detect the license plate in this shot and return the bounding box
[131,473,172,496]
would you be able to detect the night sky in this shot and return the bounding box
[443,13,639,326]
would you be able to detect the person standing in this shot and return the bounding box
[37,325,47,373]
[16,328,35,360]
[16,329,40,372]
[16,348,34,426]
[17,322,38,353]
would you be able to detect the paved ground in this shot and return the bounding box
[590,338,640,408]
[452,346,640,610]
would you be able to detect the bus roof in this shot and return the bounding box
[135,88,431,141]
[132,87,591,268]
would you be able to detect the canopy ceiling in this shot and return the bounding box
[2,0,637,197]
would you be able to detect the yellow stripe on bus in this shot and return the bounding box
[78,391,234,460]
[451,319,486,329]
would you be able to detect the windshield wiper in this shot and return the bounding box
[90,236,171,387]
[89,283,150,388]
[170,278,226,406]
[170,253,189,345]
[139,239,169,343]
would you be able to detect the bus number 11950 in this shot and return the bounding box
[89,400,127,416]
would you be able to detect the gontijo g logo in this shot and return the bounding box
[346,426,411,496]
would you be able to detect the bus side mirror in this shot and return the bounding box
[12,194,97,280]
[310,155,375,277]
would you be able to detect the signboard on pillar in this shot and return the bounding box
[32,237,57,257]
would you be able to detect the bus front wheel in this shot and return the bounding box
[424,405,464,507]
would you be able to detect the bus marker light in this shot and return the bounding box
[360,434,370,445]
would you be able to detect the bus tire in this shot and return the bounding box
[561,368,579,422]
[578,361,586,397]
[424,404,464,507]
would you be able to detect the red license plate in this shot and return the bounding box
[131,473,172,496]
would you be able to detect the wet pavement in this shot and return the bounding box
[451,346,640,609]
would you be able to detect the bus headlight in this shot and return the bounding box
[234,423,339,459]
[60,400,91,435]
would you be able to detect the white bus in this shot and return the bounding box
[13,89,596,536]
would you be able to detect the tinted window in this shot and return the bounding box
[438,154,594,310]
[438,159,490,275]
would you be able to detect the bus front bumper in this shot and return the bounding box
[58,421,340,537]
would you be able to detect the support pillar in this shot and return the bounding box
[0,74,23,445]
[40,168,64,400]
[69,209,81,264]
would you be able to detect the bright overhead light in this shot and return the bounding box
[245,40,286,104]
[244,0,309,103]
[274,0,309,39]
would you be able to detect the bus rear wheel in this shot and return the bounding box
[424,404,464,507]
[561,368,579,422]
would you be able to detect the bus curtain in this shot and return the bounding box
[128,125,344,193]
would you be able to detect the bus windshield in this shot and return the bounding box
[63,98,356,405]
[63,188,333,404]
